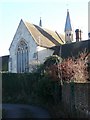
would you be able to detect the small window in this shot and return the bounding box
[33,52,38,58]
[18,47,20,51]
[69,33,71,36]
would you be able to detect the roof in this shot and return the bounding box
[61,40,90,58]
[51,40,90,58]
[24,21,65,48]
[64,9,72,32]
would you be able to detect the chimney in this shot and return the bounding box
[39,17,42,27]
[88,32,90,39]
[75,29,82,42]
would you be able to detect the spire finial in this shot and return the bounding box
[67,8,69,12]
[66,0,69,10]
[39,17,42,27]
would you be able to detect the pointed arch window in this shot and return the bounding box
[17,40,29,73]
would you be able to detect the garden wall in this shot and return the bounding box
[62,82,90,118]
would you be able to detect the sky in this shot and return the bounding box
[0,0,89,56]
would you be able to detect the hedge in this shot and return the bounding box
[2,73,61,104]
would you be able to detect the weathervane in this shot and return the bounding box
[66,1,69,10]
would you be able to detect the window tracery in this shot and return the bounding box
[17,40,29,73]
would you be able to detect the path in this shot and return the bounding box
[2,104,51,118]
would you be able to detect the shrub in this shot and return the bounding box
[35,55,62,75]
[47,52,89,83]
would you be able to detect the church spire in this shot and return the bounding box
[64,9,73,43]
[39,17,42,27]
[64,9,72,32]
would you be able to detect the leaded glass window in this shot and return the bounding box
[17,40,29,73]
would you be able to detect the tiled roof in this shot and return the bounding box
[44,28,65,44]
[61,40,90,58]
[25,21,65,48]
[51,40,90,58]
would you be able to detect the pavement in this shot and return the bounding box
[2,103,51,118]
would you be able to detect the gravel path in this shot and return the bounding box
[2,104,51,118]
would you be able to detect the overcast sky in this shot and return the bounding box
[0,0,89,56]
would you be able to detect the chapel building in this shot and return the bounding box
[8,10,77,73]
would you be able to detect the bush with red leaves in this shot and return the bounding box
[47,53,89,83]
